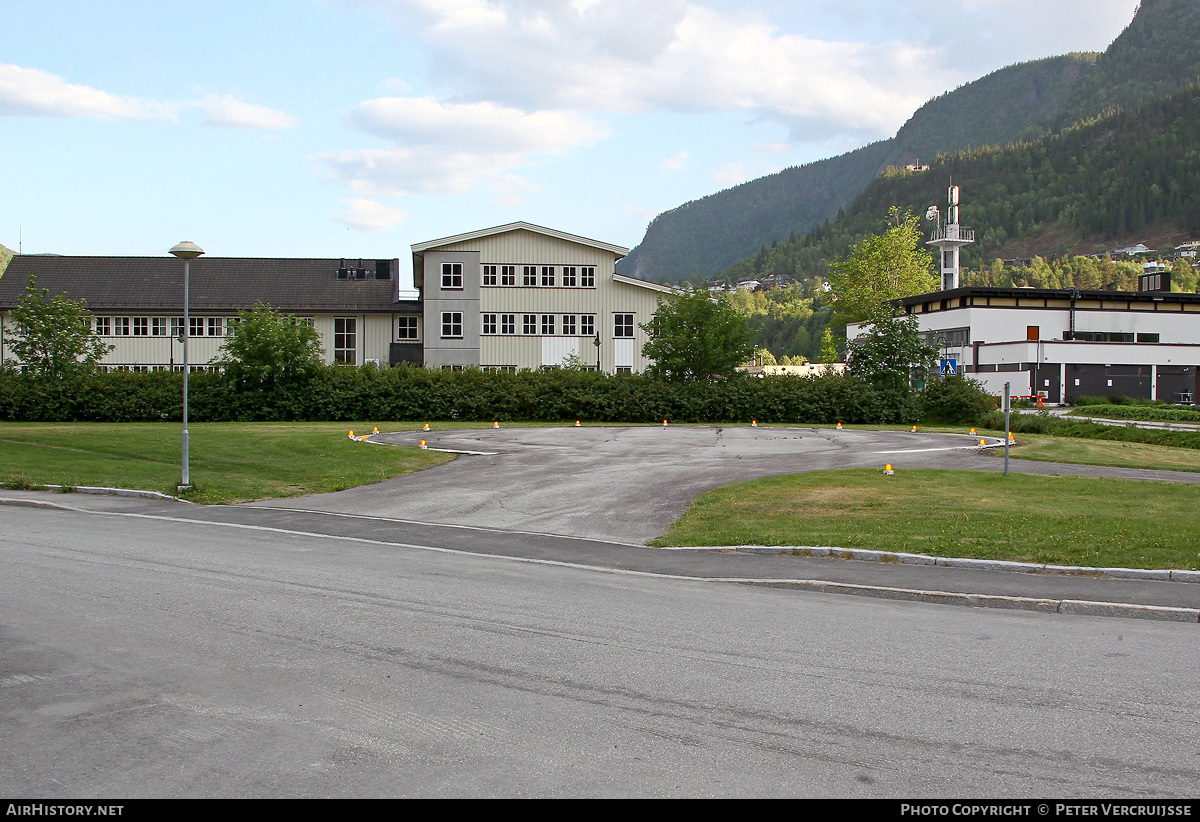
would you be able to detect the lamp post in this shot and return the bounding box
[169,241,204,490]
[593,332,601,372]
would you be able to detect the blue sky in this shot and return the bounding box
[1,0,1139,286]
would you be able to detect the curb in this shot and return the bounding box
[666,544,1200,583]
[0,484,192,504]
[724,577,1200,623]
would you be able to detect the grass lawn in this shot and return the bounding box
[652,468,1200,570]
[998,434,1200,473]
[0,421,454,504]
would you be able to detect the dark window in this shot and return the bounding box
[523,314,537,335]
[482,314,497,335]
[483,265,498,286]
[502,265,516,286]
[541,266,555,287]
[614,314,634,338]
[441,262,463,290]
[335,318,357,363]
[581,267,596,288]
[397,316,418,340]
[441,312,463,338]
[376,260,392,280]
[562,266,577,287]
[501,314,515,335]
[524,266,538,286]
[541,314,555,335]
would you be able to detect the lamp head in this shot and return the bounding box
[169,241,205,260]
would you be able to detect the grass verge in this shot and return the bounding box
[999,434,1200,473]
[652,468,1200,570]
[0,422,454,504]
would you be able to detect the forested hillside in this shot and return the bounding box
[718,81,1200,285]
[0,244,12,277]
[620,0,1200,284]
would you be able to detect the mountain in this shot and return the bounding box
[0,244,12,277]
[618,0,1200,283]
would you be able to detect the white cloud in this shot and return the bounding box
[0,63,173,120]
[349,0,939,144]
[333,198,407,231]
[713,162,749,187]
[661,150,690,171]
[318,96,607,197]
[201,94,297,131]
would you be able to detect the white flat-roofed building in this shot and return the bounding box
[848,286,1200,404]
[411,222,675,373]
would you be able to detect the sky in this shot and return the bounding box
[1,0,1141,288]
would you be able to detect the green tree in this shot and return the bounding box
[4,275,111,376]
[215,302,325,388]
[826,209,937,324]
[846,303,938,399]
[641,291,755,382]
[819,327,839,362]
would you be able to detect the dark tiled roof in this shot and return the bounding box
[0,256,420,314]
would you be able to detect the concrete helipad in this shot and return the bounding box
[261,426,1013,544]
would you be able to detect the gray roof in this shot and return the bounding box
[0,256,418,314]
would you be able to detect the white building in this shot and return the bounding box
[852,285,1200,404]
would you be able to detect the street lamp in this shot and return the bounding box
[593,332,601,372]
[169,241,204,490]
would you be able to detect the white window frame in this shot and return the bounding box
[397,316,418,340]
[562,266,577,287]
[483,265,498,286]
[501,265,516,286]
[541,314,555,335]
[501,314,515,335]
[482,313,497,335]
[580,315,595,337]
[523,265,538,286]
[541,266,555,287]
[441,311,464,339]
[113,317,131,336]
[335,317,358,363]
[441,262,464,290]
[562,315,577,336]
[614,313,634,338]
[581,266,596,288]
[523,314,537,335]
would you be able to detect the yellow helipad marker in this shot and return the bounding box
[373,427,379,434]
[575,420,581,427]
[423,423,430,432]
[420,440,427,450]
[752,420,757,427]
[884,464,894,475]
[663,419,668,428]
[911,425,918,433]
[836,422,843,430]
[348,430,354,439]
[969,427,976,435]
[493,421,499,429]
[979,439,986,446]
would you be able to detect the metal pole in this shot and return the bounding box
[1003,381,1011,477]
[182,257,190,489]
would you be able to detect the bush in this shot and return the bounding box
[919,376,996,424]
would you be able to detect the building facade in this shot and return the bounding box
[411,222,674,372]
[852,286,1200,403]
[0,223,674,375]
[0,256,418,371]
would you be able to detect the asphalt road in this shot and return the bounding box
[3,501,1199,798]
[261,425,1200,545]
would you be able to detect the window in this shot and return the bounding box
[614,313,634,338]
[562,314,577,336]
[616,366,632,374]
[397,316,418,340]
[501,265,516,286]
[441,262,463,289]
[441,364,465,372]
[1137,332,1160,343]
[483,365,517,373]
[523,265,538,286]
[482,313,497,335]
[501,314,515,335]
[94,317,110,336]
[562,266,577,287]
[541,266,555,287]
[152,317,168,337]
[170,317,184,338]
[132,317,149,336]
[523,314,538,335]
[335,318,357,363]
[483,265,498,286]
[441,312,463,338]
[541,314,555,335]
[208,317,224,337]
[581,266,596,288]
[190,317,205,337]
[580,315,595,337]
[113,317,130,336]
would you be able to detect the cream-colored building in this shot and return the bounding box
[0,255,418,371]
[411,222,675,373]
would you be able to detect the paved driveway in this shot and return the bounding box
[262,426,1007,544]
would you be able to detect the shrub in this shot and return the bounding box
[919,375,996,424]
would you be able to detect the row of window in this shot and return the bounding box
[92,316,317,337]
[441,263,598,289]
[440,312,636,339]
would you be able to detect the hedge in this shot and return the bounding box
[0,365,943,425]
